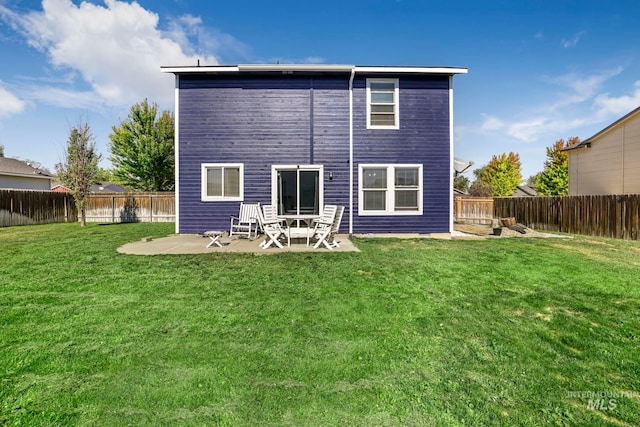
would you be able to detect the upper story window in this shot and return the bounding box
[367,78,399,129]
[201,163,244,201]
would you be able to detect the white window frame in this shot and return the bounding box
[201,163,244,202]
[358,164,423,215]
[271,165,324,214]
[366,78,399,130]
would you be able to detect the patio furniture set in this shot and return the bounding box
[205,203,345,250]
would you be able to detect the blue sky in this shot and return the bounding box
[1,0,640,180]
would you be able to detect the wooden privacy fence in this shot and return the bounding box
[454,196,494,224]
[0,189,76,227]
[494,195,640,240]
[85,192,175,223]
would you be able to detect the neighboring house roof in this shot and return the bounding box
[90,182,128,193]
[0,157,53,180]
[564,105,640,152]
[453,188,467,195]
[513,185,538,197]
[51,184,70,193]
[52,182,128,193]
[162,63,469,76]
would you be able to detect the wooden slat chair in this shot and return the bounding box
[306,205,337,248]
[255,205,288,249]
[229,202,260,239]
[309,205,344,250]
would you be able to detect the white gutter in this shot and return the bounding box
[348,67,355,235]
[161,65,468,76]
[174,74,180,234]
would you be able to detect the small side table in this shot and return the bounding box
[204,230,224,248]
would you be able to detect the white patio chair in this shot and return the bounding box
[229,202,260,238]
[255,205,287,249]
[307,205,337,248]
[309,205,344,250]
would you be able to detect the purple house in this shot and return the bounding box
[161,64,467,236]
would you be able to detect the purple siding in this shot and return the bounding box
[176,73,451,234]
[352,75,451,233]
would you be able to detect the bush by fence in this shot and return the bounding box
[84,192,175,223]
[494,195,640,240]
[0,189,76,227]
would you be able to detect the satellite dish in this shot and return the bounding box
[453,157,473,175]
[29,162,42,170]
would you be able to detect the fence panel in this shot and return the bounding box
[0,189,76,227]
[493,195,640,240]
[84,192,175,223]
[454,197,494,224]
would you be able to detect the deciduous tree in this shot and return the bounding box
[534,137,576,196]
[454,175,470,193]
[55,121,101,226]
[481,152,522,196]
[109,99,174,191]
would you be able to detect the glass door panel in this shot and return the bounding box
[275,167,321,215]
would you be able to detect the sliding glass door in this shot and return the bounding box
[273,165,323,215]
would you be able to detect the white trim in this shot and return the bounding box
[271,165,324,214]
[174,75,180,233]
[356,66,467,75]
[0,172,52,180]
[161,65,468,76]
[201,163,244,201]
[366,78,399,130]
[449,76,454,235]
[348,68,355,234]
[358,164,423,216]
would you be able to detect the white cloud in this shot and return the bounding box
[506,117,548,142]
[2,0,220,109]
[561,31,586,48]
[480,114,504,132]
[594,80,640,117]
[0,82,26,117]
[474,67,627,144]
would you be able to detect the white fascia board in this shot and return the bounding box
[161,66,240,74]
[355,66,468,75]
[238,64,355,72]
[0,172,52,180]
[162,65,468,75]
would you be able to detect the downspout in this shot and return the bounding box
[174,74,180,234]
[448,75,454,236]
[349,68,355,235]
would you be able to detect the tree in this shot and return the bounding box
[454,174,470,193]
[481,152,522,196]
[0,144,4,157]
[109,99,174,191]
[534,137,576,196]
[468,180,493,197]
[96,167,114,183]
[56,121,101,226]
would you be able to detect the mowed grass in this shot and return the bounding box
[1,223,639,426]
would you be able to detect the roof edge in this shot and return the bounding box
[161,64,468,75]
[566,105,640,151]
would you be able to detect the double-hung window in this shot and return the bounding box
[367,78,399,129]
[359,164,422,215]
[201,163,244,201]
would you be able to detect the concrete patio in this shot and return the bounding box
[117,232,360,255]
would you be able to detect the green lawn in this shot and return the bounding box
[1,223,639,426]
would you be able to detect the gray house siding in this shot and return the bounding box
[175,72,452,234]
